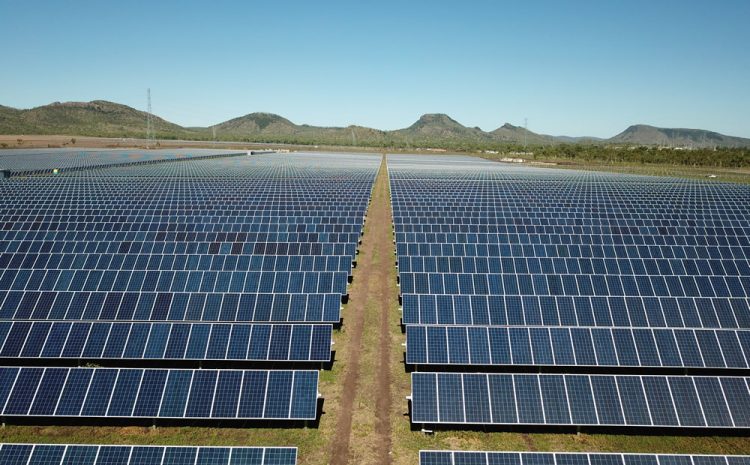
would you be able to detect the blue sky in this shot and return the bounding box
[1,0,748,138]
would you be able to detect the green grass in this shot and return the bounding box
[394,430,750,459]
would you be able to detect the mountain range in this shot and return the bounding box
[2,100,749,149]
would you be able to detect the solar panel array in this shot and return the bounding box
[0,367,318,420]
[411,373,750,427]
[0,148,245,176]
[406,325,750,368]
[0,151,379,459]
[389,155,750,432]
[0,444,297,465]
[419,452,750,465]
[0,322,332,362]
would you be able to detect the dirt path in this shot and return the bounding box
[373,159,394,465]
[329,156,394,465]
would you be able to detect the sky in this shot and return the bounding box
[1,0,749,138]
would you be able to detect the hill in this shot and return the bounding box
[211,112,298,135]
[491,123,557,145]
[1,100,748,149]
[0,100,205,139]
[394,114,489,140]
[610,124,750,148]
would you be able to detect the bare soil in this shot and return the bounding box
[329,156,394,465]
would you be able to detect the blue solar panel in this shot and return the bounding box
[405,325,750,369]
[0,291,343,323]
[411,372,750,427]
[0,148,246,176]
[0,321,331,362]
[419,452,750,465]
[401,294,750,328]
[0,367,319,420]
[0,443,297,465]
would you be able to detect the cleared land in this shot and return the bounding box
[1,150,749,465]
[329,156,398,465]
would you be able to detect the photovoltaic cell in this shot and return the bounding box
[411,372,750,427]
[419,452,750,465]
[0,321,332,362]
[0,443,297,465]
[0,367,319,420]
[405,325,750,369]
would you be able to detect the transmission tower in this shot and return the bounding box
[524,117,528,149]
[146,88,154,148]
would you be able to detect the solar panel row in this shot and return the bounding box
[0,291,342,322]
[0,251,352,273]
[406,325,750,368]
[0,148,246,176]
[0,367,319,420]
[399,272,750,299]
[411,371,750,428]
[401,294,750,329]
[419,452,750,465]
[396,241,747,260]
[1,221,365,231]
[0,443,297,465]
[0,241,359,260]
[1,231,362,243]
[0,321,332,362]
[61,151,380,179]
[0,270,349,294]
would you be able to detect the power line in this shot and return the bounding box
[146,88,154,148]
[524,117,528,148]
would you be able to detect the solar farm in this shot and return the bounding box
[0,149,749,464]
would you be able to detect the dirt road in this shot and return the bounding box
[329,156,394,465]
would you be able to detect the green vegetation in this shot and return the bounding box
[487,144,750,168]
[3,101,750,159]
[0,101,205,140]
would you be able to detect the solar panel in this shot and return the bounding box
[0,367,319,420]
[418,452,750,465]
[0,292,342,323]
[0,321,332,362]
[0,443,297,465]
[0,148,246,177]
[0,270,349,294]
[405,325,750,369]
[410,372,750,427]
[0,254,354,273]
[401,294,750,328]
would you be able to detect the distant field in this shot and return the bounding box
[520,157,750,185]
